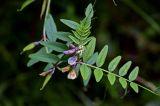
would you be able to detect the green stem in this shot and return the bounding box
[81,62,159,96]
[43,0,51,53]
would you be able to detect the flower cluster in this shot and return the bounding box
[61,44,83,80]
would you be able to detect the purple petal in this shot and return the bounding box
[68,56,78,65]
[63,49,76,55]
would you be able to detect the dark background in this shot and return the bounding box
[0,0,160,105]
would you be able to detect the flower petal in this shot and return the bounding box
[61,65,70,73]
[67,70,77,80]
[68,56,78,65]
[63,49,76,55]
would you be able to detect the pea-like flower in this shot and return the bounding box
[63,44,79,55]
[68,56,78,65]
[67,69,77,80]
[63,48,77,55]
[61,65,70,73]
[39,68,55,77]
[61,44,81,80]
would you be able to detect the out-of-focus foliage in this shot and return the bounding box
[0,0,160,106]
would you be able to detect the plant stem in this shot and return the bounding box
[43,0,51,53]
[81,62,159,96]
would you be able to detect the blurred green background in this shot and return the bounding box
[0,0,160,105]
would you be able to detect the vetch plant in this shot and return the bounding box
[20,0,160,96]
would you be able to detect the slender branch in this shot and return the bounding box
[80,62,159,96]
[136,76,157,91]
[42,0,51,53]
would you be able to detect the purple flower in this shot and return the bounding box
[68,56,78,65]
[63,44,79,55]
[63,49,76,55]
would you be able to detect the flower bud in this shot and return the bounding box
[67,69,77,80]
[39,68,54,77]
[61,65,70,73]
[21,41,40,54]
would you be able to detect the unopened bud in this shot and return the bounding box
[39,68,54,77]
[21,41,40,54]
[67,69,77,80]
[61,65,71,73]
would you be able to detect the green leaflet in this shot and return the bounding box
[68,35,80,44]
[45,14,57,41]
[40,41,68,52]
[85,3,94,18]
[17,0,35,11]
[108,56,121,72]
[96,45,108,67]
[129,66,139,81]
[43,63,53,71]
[119,61,132,76]
[87,52,98,65]
[130,82,139,93]
[27,47,46,67]
[52,32,72,42]
[40,0,47,18]
[81,37,93,45]
[40,72,53,90]
[94,68,103,82]
[107,73,116,85]
[83,37,96,62]
[119,77,127,89]
[29,52,59,64]
[27,59,39,67]
[60,19,79,30]
[72,31,81,39]
[80,64,90,80]
[83,67,92,86]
